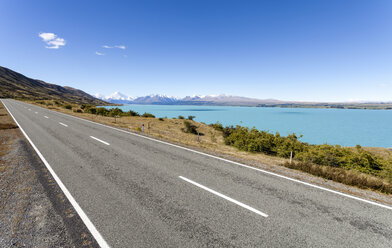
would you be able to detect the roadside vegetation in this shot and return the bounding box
[211,123,392,193]
[29,99,392,194]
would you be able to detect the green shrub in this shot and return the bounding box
[142,113,155,118]
[80,104,93,110]
[64,104,72,110]
[182,120,198,135]
[159,117,164,121]
[178,115,185,119]
[210,122,224,132]
[128,110,140,116]
[218,125,390,180]
[84,106,97,114]
[108,108,123,117]
[96,107,109,116]
[187,115,195,120]
[74,109,82,113]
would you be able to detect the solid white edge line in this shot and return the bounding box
[90,136,110,146]
[35,111,38,114]
[59,122,68,127]
[13,100,392,211]
[44,116,49,119]
[179,176,268,217]
[1,100,110,248]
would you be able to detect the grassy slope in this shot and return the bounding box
[0,66,109,105]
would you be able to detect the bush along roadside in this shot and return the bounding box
[211,123,392,194]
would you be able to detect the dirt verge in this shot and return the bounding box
[0,100,99,247]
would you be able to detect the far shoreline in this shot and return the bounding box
[101,102,392,110]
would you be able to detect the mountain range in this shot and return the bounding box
[96,91,392,109]
[95,92,284,106]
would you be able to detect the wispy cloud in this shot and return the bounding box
[95,51,105,56]
[39,32,66,49]
[102,45,126,50]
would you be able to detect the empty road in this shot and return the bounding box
[2,99,392,247]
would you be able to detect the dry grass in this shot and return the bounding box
[0,123,18,130]
[284,161,392,194]
[360,147,392,160]
[0,102,18,157]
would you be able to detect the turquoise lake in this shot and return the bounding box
[102,104,392,148]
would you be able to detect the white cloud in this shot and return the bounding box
[39,32,66,49]
[95,51,105,56]
[39,32,56,41]
[102,45,126,50]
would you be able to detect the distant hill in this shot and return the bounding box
[0,66,109,105]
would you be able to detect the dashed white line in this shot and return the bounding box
[1,100,110,248]
[179,176,268,218]
[44,116,49,119]
[28,109,31,111]
[90,136,110,146]
[59,122,68,127]
[35,112,38,114]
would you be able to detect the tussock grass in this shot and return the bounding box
[0,123,18,130]
[284,161,392,194]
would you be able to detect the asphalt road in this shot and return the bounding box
[2,99,392,248]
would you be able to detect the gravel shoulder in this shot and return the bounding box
[0,101,98,247]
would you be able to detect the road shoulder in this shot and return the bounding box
[0,100,99,247]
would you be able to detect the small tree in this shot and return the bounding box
[182,121,198,134]
[187,115,195,120]
[109,108,123,122]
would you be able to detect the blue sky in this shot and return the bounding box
[1,0,391,102]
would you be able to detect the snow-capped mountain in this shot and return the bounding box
[132,94,178,104]
[95,91,135,104]
[95,92,282,106]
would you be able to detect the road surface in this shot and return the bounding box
[2,99,392,247]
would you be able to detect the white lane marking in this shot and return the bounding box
[44,116,49,119]
[28,109,31,111]
[16,100,392,211]
[179,176,268,217]
[1,100,110,248]
[59,122,68,127]
[90,136,110,146]
[35,112,38,114]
